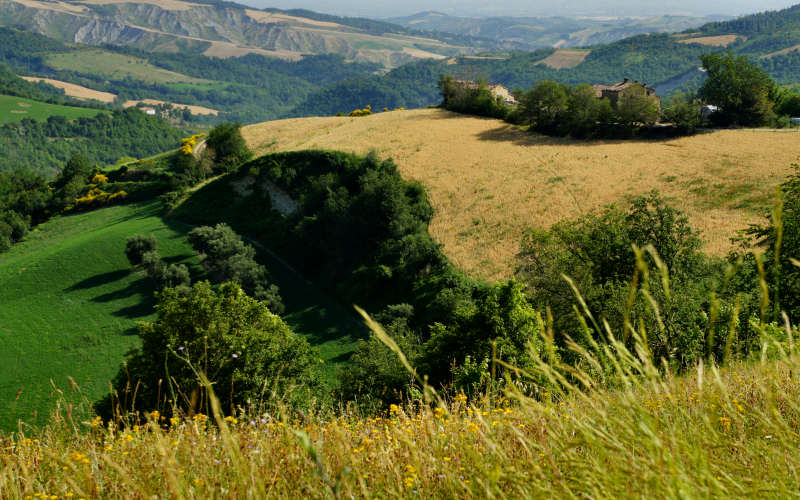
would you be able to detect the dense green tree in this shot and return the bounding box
[438,76,511,120]
[663,95,703,133]
[205,123,252,173]
[125,234,158,266]
[776,92,800,117]
[188,224,283,313]
[699,52,777,126]
[616,91,661,127]
[743,169,800,323]
[516,192,725,368]
[102,282,318,417]
[519,80,570,134]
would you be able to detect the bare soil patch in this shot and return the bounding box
[679,34,743,46]
[202,42,303,61]
[244,109,799,281]
[244,9,345,29]
[78,0,199,11]
[761,44,800,59]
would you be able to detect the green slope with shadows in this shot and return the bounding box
[0,202,197,430]
[0,200,366,430]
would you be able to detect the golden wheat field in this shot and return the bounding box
[19,76,116,103]
[243,109,800,281]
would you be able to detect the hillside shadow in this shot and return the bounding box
[66,269,131,291]
[91,276,151,304]
[474,125,690,147]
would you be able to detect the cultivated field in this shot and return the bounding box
[202,41,304,61]
[20,77,116,103]
[678,34,743,46]
[44,50,210,85]
[244,109,800,280]
[124,99,219,116]
[0,94,105,124]
[538,49,590,69]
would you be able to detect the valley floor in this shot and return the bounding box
[244,109,799,280]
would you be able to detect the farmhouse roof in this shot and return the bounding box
[593,78,656,97]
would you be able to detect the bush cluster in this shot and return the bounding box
[349,105,373,116]
[438,76,512,120]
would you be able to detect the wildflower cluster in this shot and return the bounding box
[74,188,127,208]
[180,134,204,155]
[2,360,800,497]
[349,105,372,117]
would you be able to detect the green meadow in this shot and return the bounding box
[0,200,365,431]
[44,50,212,85]
[0,94,105,125]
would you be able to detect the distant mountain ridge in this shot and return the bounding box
[0,0,498,68]
[386,11,730,49]
[294,3,800,116]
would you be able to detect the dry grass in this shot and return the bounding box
[244,9,345,29]
[123,99,219,116]
[761,44,800,59]
[20,77,116,103]
[78,0,200,11]
[401,47,447,60]
[10,0,88,14]
[201,42,303,61]
[243,109,799,281]
[3,344,800,498]
[679,34,743,46]
[538,49,590,69]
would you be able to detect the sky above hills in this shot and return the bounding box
[241,0,798,18]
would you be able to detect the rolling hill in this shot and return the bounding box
[243,109,799,280]
[387,11,727,50]
[0,0,484,69]
[290,4,800,116]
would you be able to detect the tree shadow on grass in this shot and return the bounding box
[66,269,131,291]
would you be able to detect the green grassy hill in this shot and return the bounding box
[0,94,105,125]
[0,202,196,430]
[0,199,365,431]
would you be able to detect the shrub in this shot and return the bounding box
[206,123,252,173]
[188,224,284,314]
[101,281,319,417]
[91,173,109,185]
[516,192,726,369]
[349,105,373,117]
[663,96,703,133]
[125,234,158,266]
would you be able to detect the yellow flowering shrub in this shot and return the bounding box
[91,173,108,185]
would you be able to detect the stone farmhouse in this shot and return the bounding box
[593,78,660,110]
